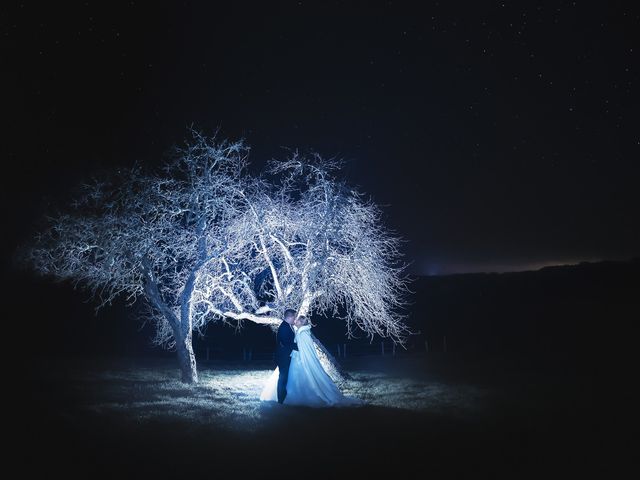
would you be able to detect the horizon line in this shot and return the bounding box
[416,256,639,277]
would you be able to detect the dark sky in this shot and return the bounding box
[3,1,639,275]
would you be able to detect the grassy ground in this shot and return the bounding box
[14,353,602,477]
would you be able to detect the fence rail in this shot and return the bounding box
[196,336,447,362]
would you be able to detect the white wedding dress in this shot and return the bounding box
[260,325,359,407]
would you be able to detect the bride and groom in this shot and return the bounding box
[260,309,358,407]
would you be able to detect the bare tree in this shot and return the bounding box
[26,132,249,383]
[26,133,410,385]
[191,153,411,377]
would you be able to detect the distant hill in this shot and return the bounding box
[188,257,640,362]
[405,257,639,358]
[14,256,638,364]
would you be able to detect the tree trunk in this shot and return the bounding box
[177,262,201,384]
[175,333,198,384]
[143,272,198,383]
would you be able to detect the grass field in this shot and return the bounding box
[15,353,602,477]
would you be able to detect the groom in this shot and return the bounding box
[276,309,299,404]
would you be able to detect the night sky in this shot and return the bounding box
[4,1,639,275]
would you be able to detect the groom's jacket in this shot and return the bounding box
[276,321,298,365]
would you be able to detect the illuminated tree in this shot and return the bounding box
[26,132,248,383]
[26,133,410,385]
[192,154,410,364]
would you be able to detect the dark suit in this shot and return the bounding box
[276,321,298,403]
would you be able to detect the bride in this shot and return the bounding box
[260,316,359,407]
